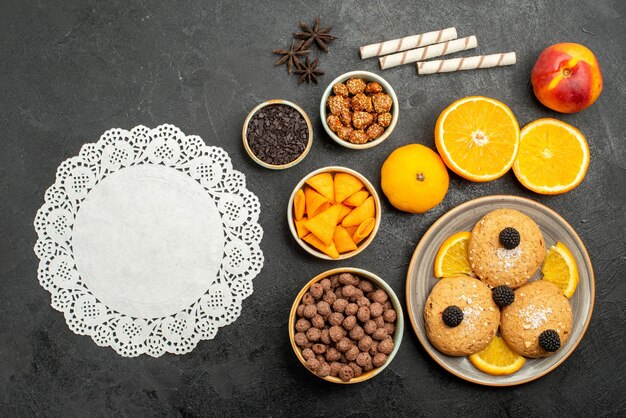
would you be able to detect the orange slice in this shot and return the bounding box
[305,204,342,246]
[352,217,376,244]
[342,197,375,227]
[343,190,370,207]
[469,336,526,376]
[306,173,335,202]
[513,118,589,195]
[541,242,579,298]
[435,96,520,182]
[304,187,329,218]
[433,231,472,278]
[334,172,364,203]
[293,189,305,221]
[303,233,340,259]
[333,225,358,253]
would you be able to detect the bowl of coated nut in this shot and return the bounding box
[289,268,404,383]
[320,71,399,150]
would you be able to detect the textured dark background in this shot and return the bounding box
[1,0,625,416]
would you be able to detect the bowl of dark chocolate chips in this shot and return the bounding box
[243,99,313,169]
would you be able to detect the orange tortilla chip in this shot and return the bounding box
[345,225,358,236]
[343,190,370,207]
[304,187,329,218]
[334,172,364,203]
[294,217,310,238]
[333,225,358,253]
[353,217,376,244]
[294,189,306,221]
[303,233,340,259]
[342,196,375,227]
[335,204,352,224]
[305,204,342,246]
[305,173,335,202]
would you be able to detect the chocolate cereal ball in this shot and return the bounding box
[356,296,370,308]
[358,280,374,293]
[357,306,371,322]
[303,304,317,319]
[339,365,355,382]
[345,345,360,361]
[320,328,331,345]
[342,284,357,298]
[383,309,397,323]
[332,298,348,313]
[358,335,373,352]
[369,340,379,356]
[342,315,357,331]
[301,348,315,360]
[374,316,385,328]
[356,352,372,368]
[326,347,341,362]
[372,353,388,368]
[296,304,305,317]
[350,288,364,301]
[372,328,388,341]
[294,332,308,347]
[320,278,332,291]
[364,320,377,335]
[339,273,359,286]
[383,323,395,336]
[322,290,337,305]
[336,337,353,353]
[330,361,342,377]
[317,362,331,377]
[307,357,321,372]
[329,275,340,288]
[371,289,388,304]
[306,327,321,342]
[328,312,344,326]
[348,362,363,377]
[345,303,359,316]
[329,325,346,342]
[311,314,325,329]
[334,287,343,299]
[295,318,311,332]
[310,283,324,299]
[302,292,315,305]
[370,302,383,317]
[316,301,331,318]
[312,343,327,355]
[378,338,394,355]
[349,325,365,341]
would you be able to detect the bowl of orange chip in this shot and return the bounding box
[287,166,382,260]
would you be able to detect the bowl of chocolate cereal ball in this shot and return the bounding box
[242,99,313,169]
[289,268,403,384]
[320,71,399,150]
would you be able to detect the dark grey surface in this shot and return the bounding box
[1,0,625,416]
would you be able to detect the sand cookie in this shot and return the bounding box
[468,208,546,288]
[500,280,573,358]
[424,275,500,356]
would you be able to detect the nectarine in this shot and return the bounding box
[531,43,603,113]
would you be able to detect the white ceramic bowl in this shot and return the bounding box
[287,166,382,260]
[320,71,399,150]
[289,267,404,384]
[242,99,313,170]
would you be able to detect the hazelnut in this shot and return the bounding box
[317,362,331,377]
[332,298,348,314]
[358,280,374,293]
[311,314,325,329]
[358,335,373,352]
[312,343,327,355]
[349,325,365,341]
[328,312,345,326]
[372,353,388,368]
[329,325,346,342]
[352,111,374,130]
[348,129,369,144]
[306,327,322,342]
[336,125,354,141]
[372,328,388,341]
[383,309,397,323]
[327,95,346,115]
[372,92,393,113]
[339,109,352,126]
[322,290,337,305]
[316,301,332,318]
[336,337,353,353]
[342,315,357,331]
[345,303,359,316]
[294,332,309,347]
[346,78,367,95]
[371,289,388,304]
[348,362,363,378]
[366,124,385,140]
[320,278,332,291]
[339,365,354,382]
[377,112,392,128]
[378,337,394,355]
[306,357,321,371]
[330,361,343,377]
[383,322,395,336]
[364,320,377,335]
[351,93,373,112]
[342,284,357,298]
[356,352,372,367]
[309,283,324,299]
[295,318,311,332]
[370,302,383,318]
[345,345,360,361]
[327,115,342,132]
[320,328,331,345]
[365,81,383,95]
[296,304,305,317]
[303,304,317,319]
[326,347,341,362]
[356,296,371,308]
[357,306,371,322]
[301,348,315,360]
[333,83,349,97]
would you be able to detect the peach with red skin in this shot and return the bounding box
[531,43,603,113]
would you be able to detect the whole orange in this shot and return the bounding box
[381,144,449,214]
[531,43,603,113]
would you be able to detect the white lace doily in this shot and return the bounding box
[34,124,264,357]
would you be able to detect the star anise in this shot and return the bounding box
[294,57,324,84]
[293,17,337,52]
[273,39,310,74]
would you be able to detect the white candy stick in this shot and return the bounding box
[379,36,477,70]
[417,52,517,75]
[359,27,457,59]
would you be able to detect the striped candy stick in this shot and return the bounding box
[359,27,458,59]
[379,36,477,70]
[417,52,517,75]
